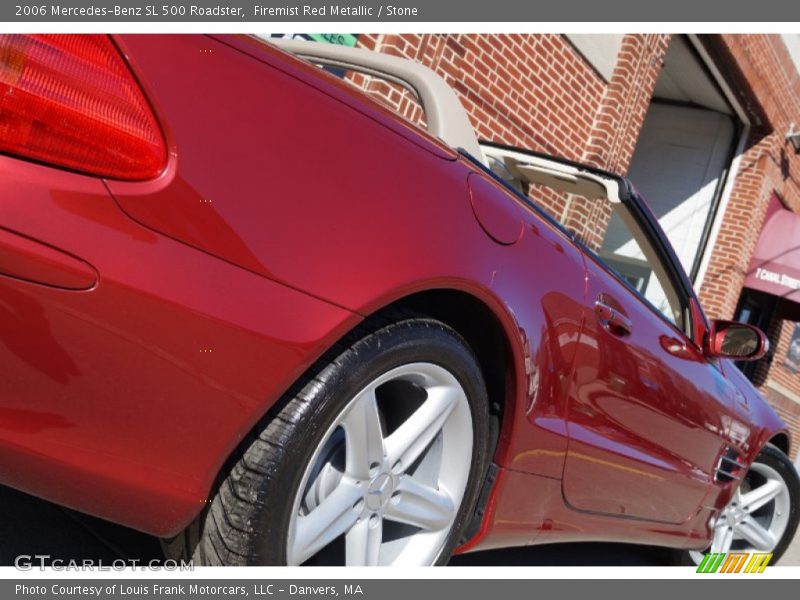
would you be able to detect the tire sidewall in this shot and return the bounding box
[754,444,800,562]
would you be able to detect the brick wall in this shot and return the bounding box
[356,34,610,158]
[698,35,800,321]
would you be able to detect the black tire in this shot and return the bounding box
[161,313,491,565]
[675,443,800,566]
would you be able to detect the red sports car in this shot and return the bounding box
[0,34,797,566]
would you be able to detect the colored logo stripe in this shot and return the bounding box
[696,552,773,573]
[744,553,772,573]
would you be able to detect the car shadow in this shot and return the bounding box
[0,485,671,567]
[0,485,162,566]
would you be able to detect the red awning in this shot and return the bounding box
[744,206,800,307]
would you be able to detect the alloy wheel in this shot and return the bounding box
[690,462,792,563]
[286,362,474,566]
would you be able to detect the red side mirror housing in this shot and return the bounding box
[707,320,769,361]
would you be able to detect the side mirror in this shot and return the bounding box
[707,320,769,361]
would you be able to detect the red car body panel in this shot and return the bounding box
[563,258,739,524]
[0,35,790,552]
[0,156,360,535]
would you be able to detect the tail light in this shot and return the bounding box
[0,34,166,180]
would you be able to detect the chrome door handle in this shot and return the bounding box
[595,300,633,336]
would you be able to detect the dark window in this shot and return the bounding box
[734,289,778,383]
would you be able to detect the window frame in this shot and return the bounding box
[576,200,696,343]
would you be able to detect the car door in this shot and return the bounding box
[562,193,742,524]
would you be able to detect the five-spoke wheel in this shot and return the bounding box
[684,444,799,565]
[288,363,473,565]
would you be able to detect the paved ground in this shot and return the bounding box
[1,485,797,567]
[781,529,800,565]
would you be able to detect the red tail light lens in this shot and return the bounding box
[0,35,166,180]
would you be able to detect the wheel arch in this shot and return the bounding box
[166,284,525,563]
[768,432,791,457]
[381,288,521,453]
[198,285,526,534]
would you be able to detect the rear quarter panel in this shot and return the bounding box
[104,35,593,529]
[0,157,358,537]
[109,36,585,476]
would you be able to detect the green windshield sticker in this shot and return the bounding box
[308,34,359,47]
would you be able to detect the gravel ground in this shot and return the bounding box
[1,484,798,567]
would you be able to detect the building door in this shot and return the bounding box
[623,35,742,282]
[622,102,736,277]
